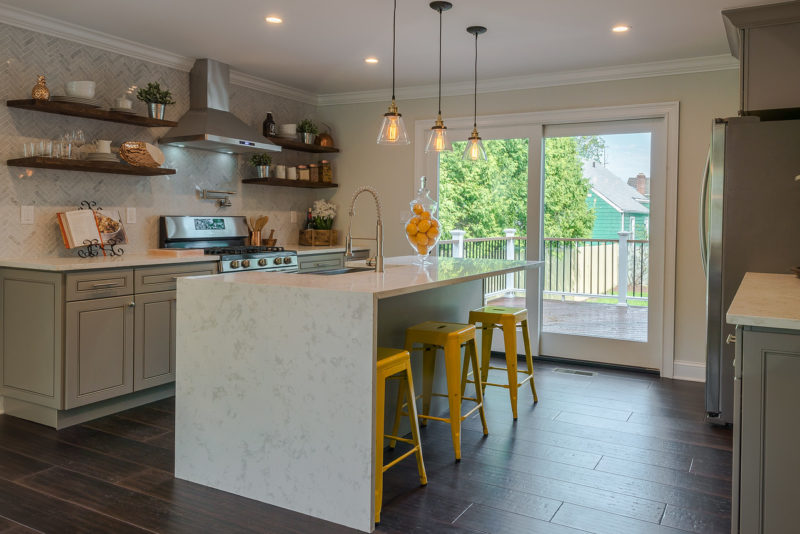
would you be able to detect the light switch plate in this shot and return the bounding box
[126,207,136,224]
[20,205,34,224]
[290,210,297,223]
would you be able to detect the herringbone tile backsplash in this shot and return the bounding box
[0,22,326,258]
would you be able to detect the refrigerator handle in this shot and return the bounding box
[699,148,711,274]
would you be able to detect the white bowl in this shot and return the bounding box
[65,81,96,99]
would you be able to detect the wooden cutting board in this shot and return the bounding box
[148,248,205,257]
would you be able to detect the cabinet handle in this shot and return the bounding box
[128,301,136,308]
[726,334,737,345]
[91,281,119,288]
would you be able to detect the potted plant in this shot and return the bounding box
[136,82,175,120]
[249,153,272,179]
[297,119,319,144]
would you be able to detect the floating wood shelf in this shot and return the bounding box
[242,178,338,189]
[7,157,176,176]
[6,99,178,128]
[265,137,339,153]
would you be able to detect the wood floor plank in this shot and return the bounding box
[144,431,174,450]
[375,488,480,533]
[115,405,175,430]
[595,457,731,497]
[0,449,51,482]
[55,426,173,472]
[146,396,175,414]
[454,502,589,534]
[689,457,732,481]
[0,478,149,534]
[660,504,731,533]
[551,502,686,534]
[84,414,170,442]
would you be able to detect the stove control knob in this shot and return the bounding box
[273,257,282,265]
[258,258,268,267]
[283,257,293,265]
[230,260,240,269]
[241,260,251,268]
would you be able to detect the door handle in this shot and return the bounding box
[91,281,119,288]
[726,334,736,344]
[699,149,711,273]
[128,301,136,308]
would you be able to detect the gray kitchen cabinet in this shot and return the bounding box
[733,325,800,534]
[297,249,370,273]
[134,290,176,390]
[65,295,134,409]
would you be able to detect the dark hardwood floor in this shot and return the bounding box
[0,360,731,533]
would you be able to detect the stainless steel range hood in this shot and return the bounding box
[159,59,281,154]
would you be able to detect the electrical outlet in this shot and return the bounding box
[126,207,136,224]
[20,205,34,225]
[290,210,297,223]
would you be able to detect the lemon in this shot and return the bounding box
[405,222,418,236]
[417,219,431,233]
[412,203,424,215]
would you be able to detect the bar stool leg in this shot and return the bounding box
[403,362,428,486]
[420,344,436,426]
[521,319,538,402]
[501,318,520,420]
[388,380,405,449]
[467,338,489,436]
[480,325,493,393]
[444,338,463,461]
[374,368,386,524]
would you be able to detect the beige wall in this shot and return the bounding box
[319,69,739,367]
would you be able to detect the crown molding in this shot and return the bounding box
[317,54,738,106]
[229,70,317,106]
[0,2,316,104]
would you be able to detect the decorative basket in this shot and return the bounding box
[299,229,338,246]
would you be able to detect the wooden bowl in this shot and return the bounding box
[262,238,277,247]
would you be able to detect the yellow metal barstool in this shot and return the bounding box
[468,306,538,420]
[375,347,427,525]
[400,321,489,462]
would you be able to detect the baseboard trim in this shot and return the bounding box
[673,360,706,382]
[519,352,660,376]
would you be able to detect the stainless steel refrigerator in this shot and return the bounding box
[701,116,800,425]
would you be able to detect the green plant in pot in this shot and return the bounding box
[136,82,175,120]
[297,119,319,144]
[249,153,272,179]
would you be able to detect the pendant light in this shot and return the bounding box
[425,1,453,154]
[377,0,410,145]
[463,25,487,161]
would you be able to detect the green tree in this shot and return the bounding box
[576,135,607,163]
[543,137,595,238]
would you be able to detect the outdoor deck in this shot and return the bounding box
[487,296,648,343]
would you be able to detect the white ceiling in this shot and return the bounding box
[0,0,765,96]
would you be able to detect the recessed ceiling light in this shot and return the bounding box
[265,16,282,24]
[365,57,379,64]
[612,25,630,33]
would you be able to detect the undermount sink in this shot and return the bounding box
[302,267,375,275]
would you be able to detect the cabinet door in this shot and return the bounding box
[740,329,800,534]
[134,290,176,391]
[65,295,134,409]
[297,253,344,273]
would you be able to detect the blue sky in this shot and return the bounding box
[598,133,651,180]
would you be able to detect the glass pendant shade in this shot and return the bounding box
[463,130,486,161]
[425,123,451,153]
[377,105,410,145]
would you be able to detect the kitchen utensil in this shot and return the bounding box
[65,81,96,99]
[247,217,254,232]
[119,141,165,167]
[254,216,269,231]
[264,229,277,247]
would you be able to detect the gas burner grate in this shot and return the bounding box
[204,246,285,255]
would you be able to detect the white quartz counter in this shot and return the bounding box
[195,256,540,299]
[727,272,800,330]
[0,254,220,271]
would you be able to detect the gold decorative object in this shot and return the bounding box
[316,133,334,147]
[119,141,165,168]
[31,75,50,101]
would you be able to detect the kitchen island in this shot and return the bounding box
[175,256,540,532]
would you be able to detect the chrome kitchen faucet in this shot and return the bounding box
[345,186,384,272]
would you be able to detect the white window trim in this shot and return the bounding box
[413,102,679,378]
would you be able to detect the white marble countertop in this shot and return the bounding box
[0,254,220,271]
[291,245,369,255]
[727,272,800,330]
[187,256,542,299]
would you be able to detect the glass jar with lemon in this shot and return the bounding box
[404,176,440,263]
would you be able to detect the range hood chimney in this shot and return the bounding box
[159,59,281,154]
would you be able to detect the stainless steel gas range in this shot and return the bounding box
[159,216,297,273]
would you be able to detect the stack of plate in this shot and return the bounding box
[51,95,102,107]
[84,152,119,163]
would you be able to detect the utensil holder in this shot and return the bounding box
[249,231,261,246]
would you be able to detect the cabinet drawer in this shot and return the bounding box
[134,262,218,293]
[298,253,344,273]
[66,270,133,301]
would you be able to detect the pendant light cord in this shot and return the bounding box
[473,32,478,129]
[437,7,443,116]
[392,0,397,101]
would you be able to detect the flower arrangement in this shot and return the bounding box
[311,199,336,230]
[136,82,175,105]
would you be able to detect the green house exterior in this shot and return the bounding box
[582,161,649,240]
